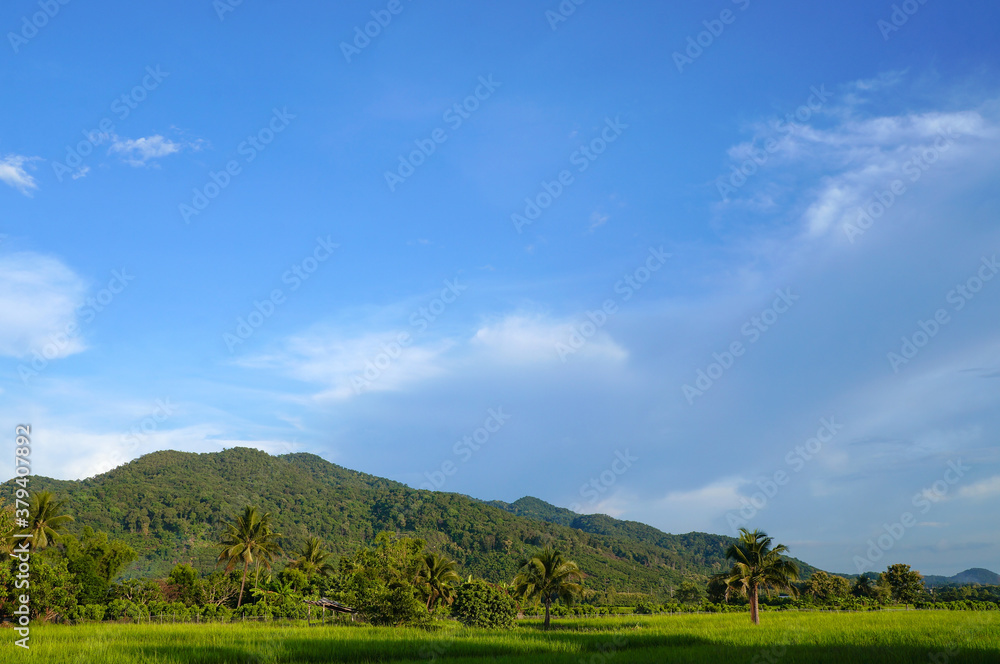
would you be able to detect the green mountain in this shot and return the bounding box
[7,447,817,597]
[924,568,1000,588]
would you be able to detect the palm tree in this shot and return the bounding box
[289,536,335,579]
[512,547,584,628]
[715,528,798,625]
[216,505,283,608]
[25,491,74,550]
[414,551,461,612]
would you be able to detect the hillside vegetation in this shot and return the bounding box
[6,447,816,594]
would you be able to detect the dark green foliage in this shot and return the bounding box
[167,564,203,606]
[1,448,821,597]
[329,532,429,626]
[808,571,851,603]
[22,557,78,620]
[676,580,705,605]
[452,579,517,629]
[882,564,924,604]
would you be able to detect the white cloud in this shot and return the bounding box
[24,424,300,480]
[240,329,454,401]
[649,477,746,533]
[0,252,88,359]
[471,314,627,364]
[108,135,182,166]
[588,210,610,231]
[958,475,1000,500]
[240,313,628,402]
[0,154,39,195]
[719,80,999,240]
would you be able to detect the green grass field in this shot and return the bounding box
[16,611,1000,663]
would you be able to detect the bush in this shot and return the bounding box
[452,580,517,629]
[82,604,106,621]
[634,601,657,614]
[201,604,234,621]
[106,599,149,622]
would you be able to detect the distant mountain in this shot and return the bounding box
[4,448,820,597]
[490,497,821,579]
[924,568,1000,588]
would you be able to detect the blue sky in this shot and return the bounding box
[2,0,999,576]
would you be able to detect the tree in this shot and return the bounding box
[415,551,461,612]
[289,536,335,580]
[168,563,204,606]
[715,528,798,625]
[512,547,584,629]
[330,533,429,626]
[452,579,517,629]
[24,491,74,551]
[0,504,15,555]
[676,580,705,605]
[851,574,876,599]
[112,578,164,606]
[808,570,850,603]
[881,564,924,604]
[216,505,283,608]
[707,576,731,604]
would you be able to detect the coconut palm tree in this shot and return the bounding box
[414,551,461,612]
[512,547,584,628]
[25,491,74,551]
[216,505,283,608]
[289,536,335,579]
[715,528,798,625]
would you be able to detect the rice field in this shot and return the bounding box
[16,611,1000,663]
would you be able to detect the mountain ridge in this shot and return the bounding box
[5,447,821,596]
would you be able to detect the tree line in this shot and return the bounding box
[2,495,996,629]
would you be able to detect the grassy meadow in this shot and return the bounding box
[17,611,1000,664]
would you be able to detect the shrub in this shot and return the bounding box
[452,580,517,629]
[634,601,657,614]
[106,599,149,622]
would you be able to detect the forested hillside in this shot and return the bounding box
[6,447,817,595]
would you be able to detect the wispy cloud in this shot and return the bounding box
[958,475,1000,500]
[0,154,39,195]
[0,252,88,358]
[108,134,182,167]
